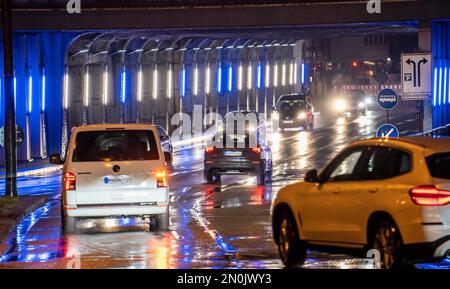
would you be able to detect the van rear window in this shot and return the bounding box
[426,153,450,180]
[72,130,159,162]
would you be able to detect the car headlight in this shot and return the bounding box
[358,102,366,109]
[364,97,373,105]
[334,99,347,112]
[297,112,307,120]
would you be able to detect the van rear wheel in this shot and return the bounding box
[61,205,77,234]
[155,211,169,231]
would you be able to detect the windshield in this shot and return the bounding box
[426,153,450,180]
[72,130,160,162]
[279,99,305,111]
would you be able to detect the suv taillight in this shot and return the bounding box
[63,172,76,191]
[205,146,215,154]
[156,169,168,188]
[409,186,450,206]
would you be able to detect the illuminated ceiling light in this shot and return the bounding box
[153,64,158,99]
[289,62,294,85]
[290,43,296,46]
[120,68,126,104]
[247,64,252,90]
[79,49,88,53]
[282,63,287,86]
[438,66,443,106]
[238,64,243,91]
[294,62,298,85]
[248,45,255,48]
[257,63,262,89]
[205,64,211,95]
[443,67,448,105]
[117,49,126,53]
[273,43,281,47]
[137,66,143,102]
[181,66,186,97]
[227,64,233,92]
[237,45,244,49]
[265,44,272,47]
[165,47,174,51]
[265,63,270,88]
[216,46,223,50]
[204,47,212,51]
[41,70,46,112]
[227,45,234,49]
[63,72,69,109]
[194,65,199,96]
[28,75,32,114]
[217,65,222,93]
[274,63,278,87]
[84,68,90,107]
[150,48,159,52]
[301,63,306,84]
[193,47,200,51]
[166,64,173,99]
[433,67,438,106]
[134,49,144,53]
[103,67,108,105]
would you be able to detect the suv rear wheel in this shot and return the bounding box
[370,219,406,269]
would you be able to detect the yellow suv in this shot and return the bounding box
[272,137,450,268]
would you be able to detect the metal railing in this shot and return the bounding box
[412,125,450,138]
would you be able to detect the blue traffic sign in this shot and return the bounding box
[376,124,400,138]
[377,89,398,110]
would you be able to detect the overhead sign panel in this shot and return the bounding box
[401,53,432,101]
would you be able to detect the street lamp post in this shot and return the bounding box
[2,0,17,197]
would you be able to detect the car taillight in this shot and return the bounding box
[205,146,215,154]
[63,172,76,191]
[156,169,168,188]
[252,147,261,154]
[409,186,450,206]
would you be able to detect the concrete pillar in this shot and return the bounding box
[419,21,433,132]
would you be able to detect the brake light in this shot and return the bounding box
[63,172,76,191]
[205,146,215,154]
[409,186,450,206]
[252,147,261,154]
[156,169,168,188]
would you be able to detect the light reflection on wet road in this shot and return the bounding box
[1,109,449,269]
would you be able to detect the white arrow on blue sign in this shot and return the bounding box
[376,124,400,138]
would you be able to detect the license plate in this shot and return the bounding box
[283,120,294,124]
[104,176,131,185]
[224,151,242,157]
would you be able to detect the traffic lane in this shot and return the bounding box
[0,109,428,269]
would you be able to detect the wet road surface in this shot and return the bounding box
[1,109,449,269]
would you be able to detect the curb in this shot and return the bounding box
[0,196,50,256]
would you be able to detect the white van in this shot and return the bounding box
[50,124,170,233]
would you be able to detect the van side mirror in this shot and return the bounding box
[304,169,319,183]
[49,154,64,165]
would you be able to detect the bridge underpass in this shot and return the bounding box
[1,1,450,270]
[0,22,421,165]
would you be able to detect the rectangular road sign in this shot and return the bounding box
[401,53,432,101]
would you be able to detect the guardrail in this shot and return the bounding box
[411,125,450,138]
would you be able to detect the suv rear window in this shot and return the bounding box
[72,130,159,162]
[426,153,450,179]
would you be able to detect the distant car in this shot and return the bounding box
[272,137,450,269]
[334,90,372,119]
[156,125,173,165]
[50,124,170,233]
[273,93,314,131]
[204,111,272,185]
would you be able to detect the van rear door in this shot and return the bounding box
[67,129,166,205]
